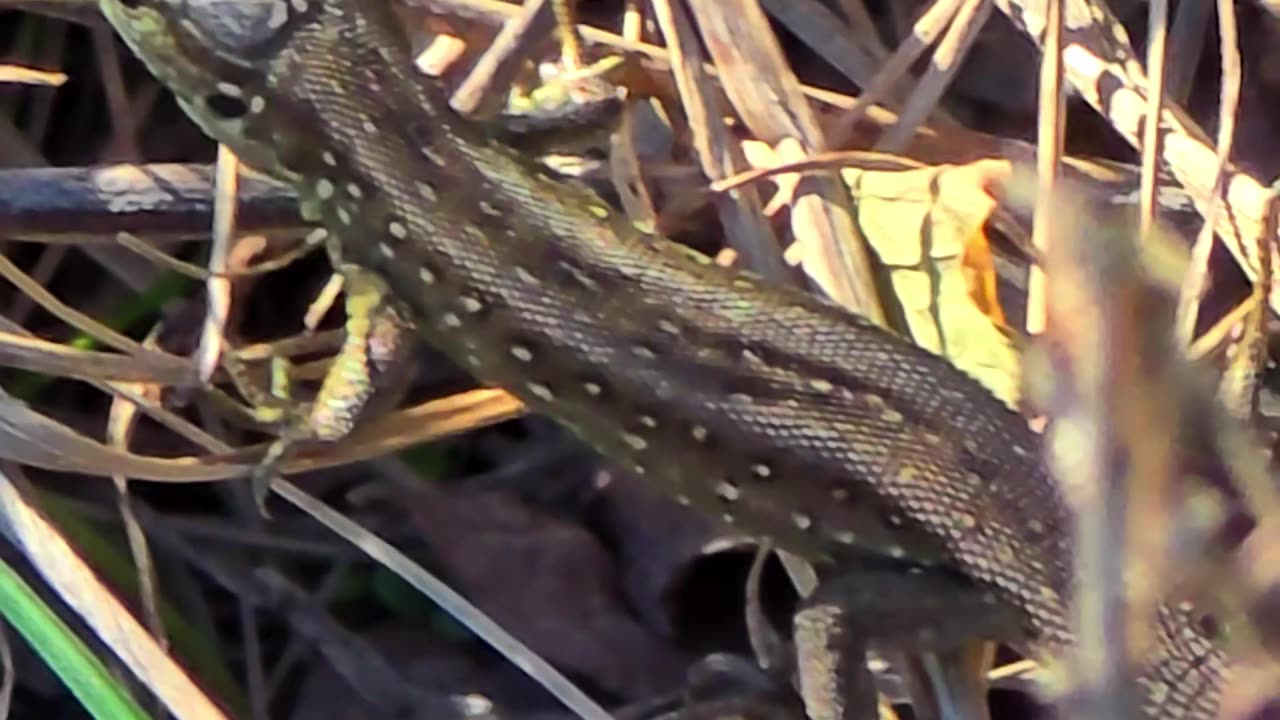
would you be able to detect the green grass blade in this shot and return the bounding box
[0,557,149,720]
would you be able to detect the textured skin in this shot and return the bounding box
[97,0,1225,716]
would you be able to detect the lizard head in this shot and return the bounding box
[97,0,316,178]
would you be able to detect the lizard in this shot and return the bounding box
[93,0,1227,717]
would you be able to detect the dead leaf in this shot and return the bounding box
[843,158,1020,405]
[403,488,686,700]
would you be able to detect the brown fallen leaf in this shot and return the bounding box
[401,487,688,701]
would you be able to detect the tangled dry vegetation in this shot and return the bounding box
[1,1,1279,719]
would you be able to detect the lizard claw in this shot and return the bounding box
[249,435,293,517]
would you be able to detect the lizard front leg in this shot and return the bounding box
[250,236,416,508]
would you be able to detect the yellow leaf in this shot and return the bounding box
[843,159,1021,405]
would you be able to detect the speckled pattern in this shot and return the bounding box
[97,0,1226,716]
